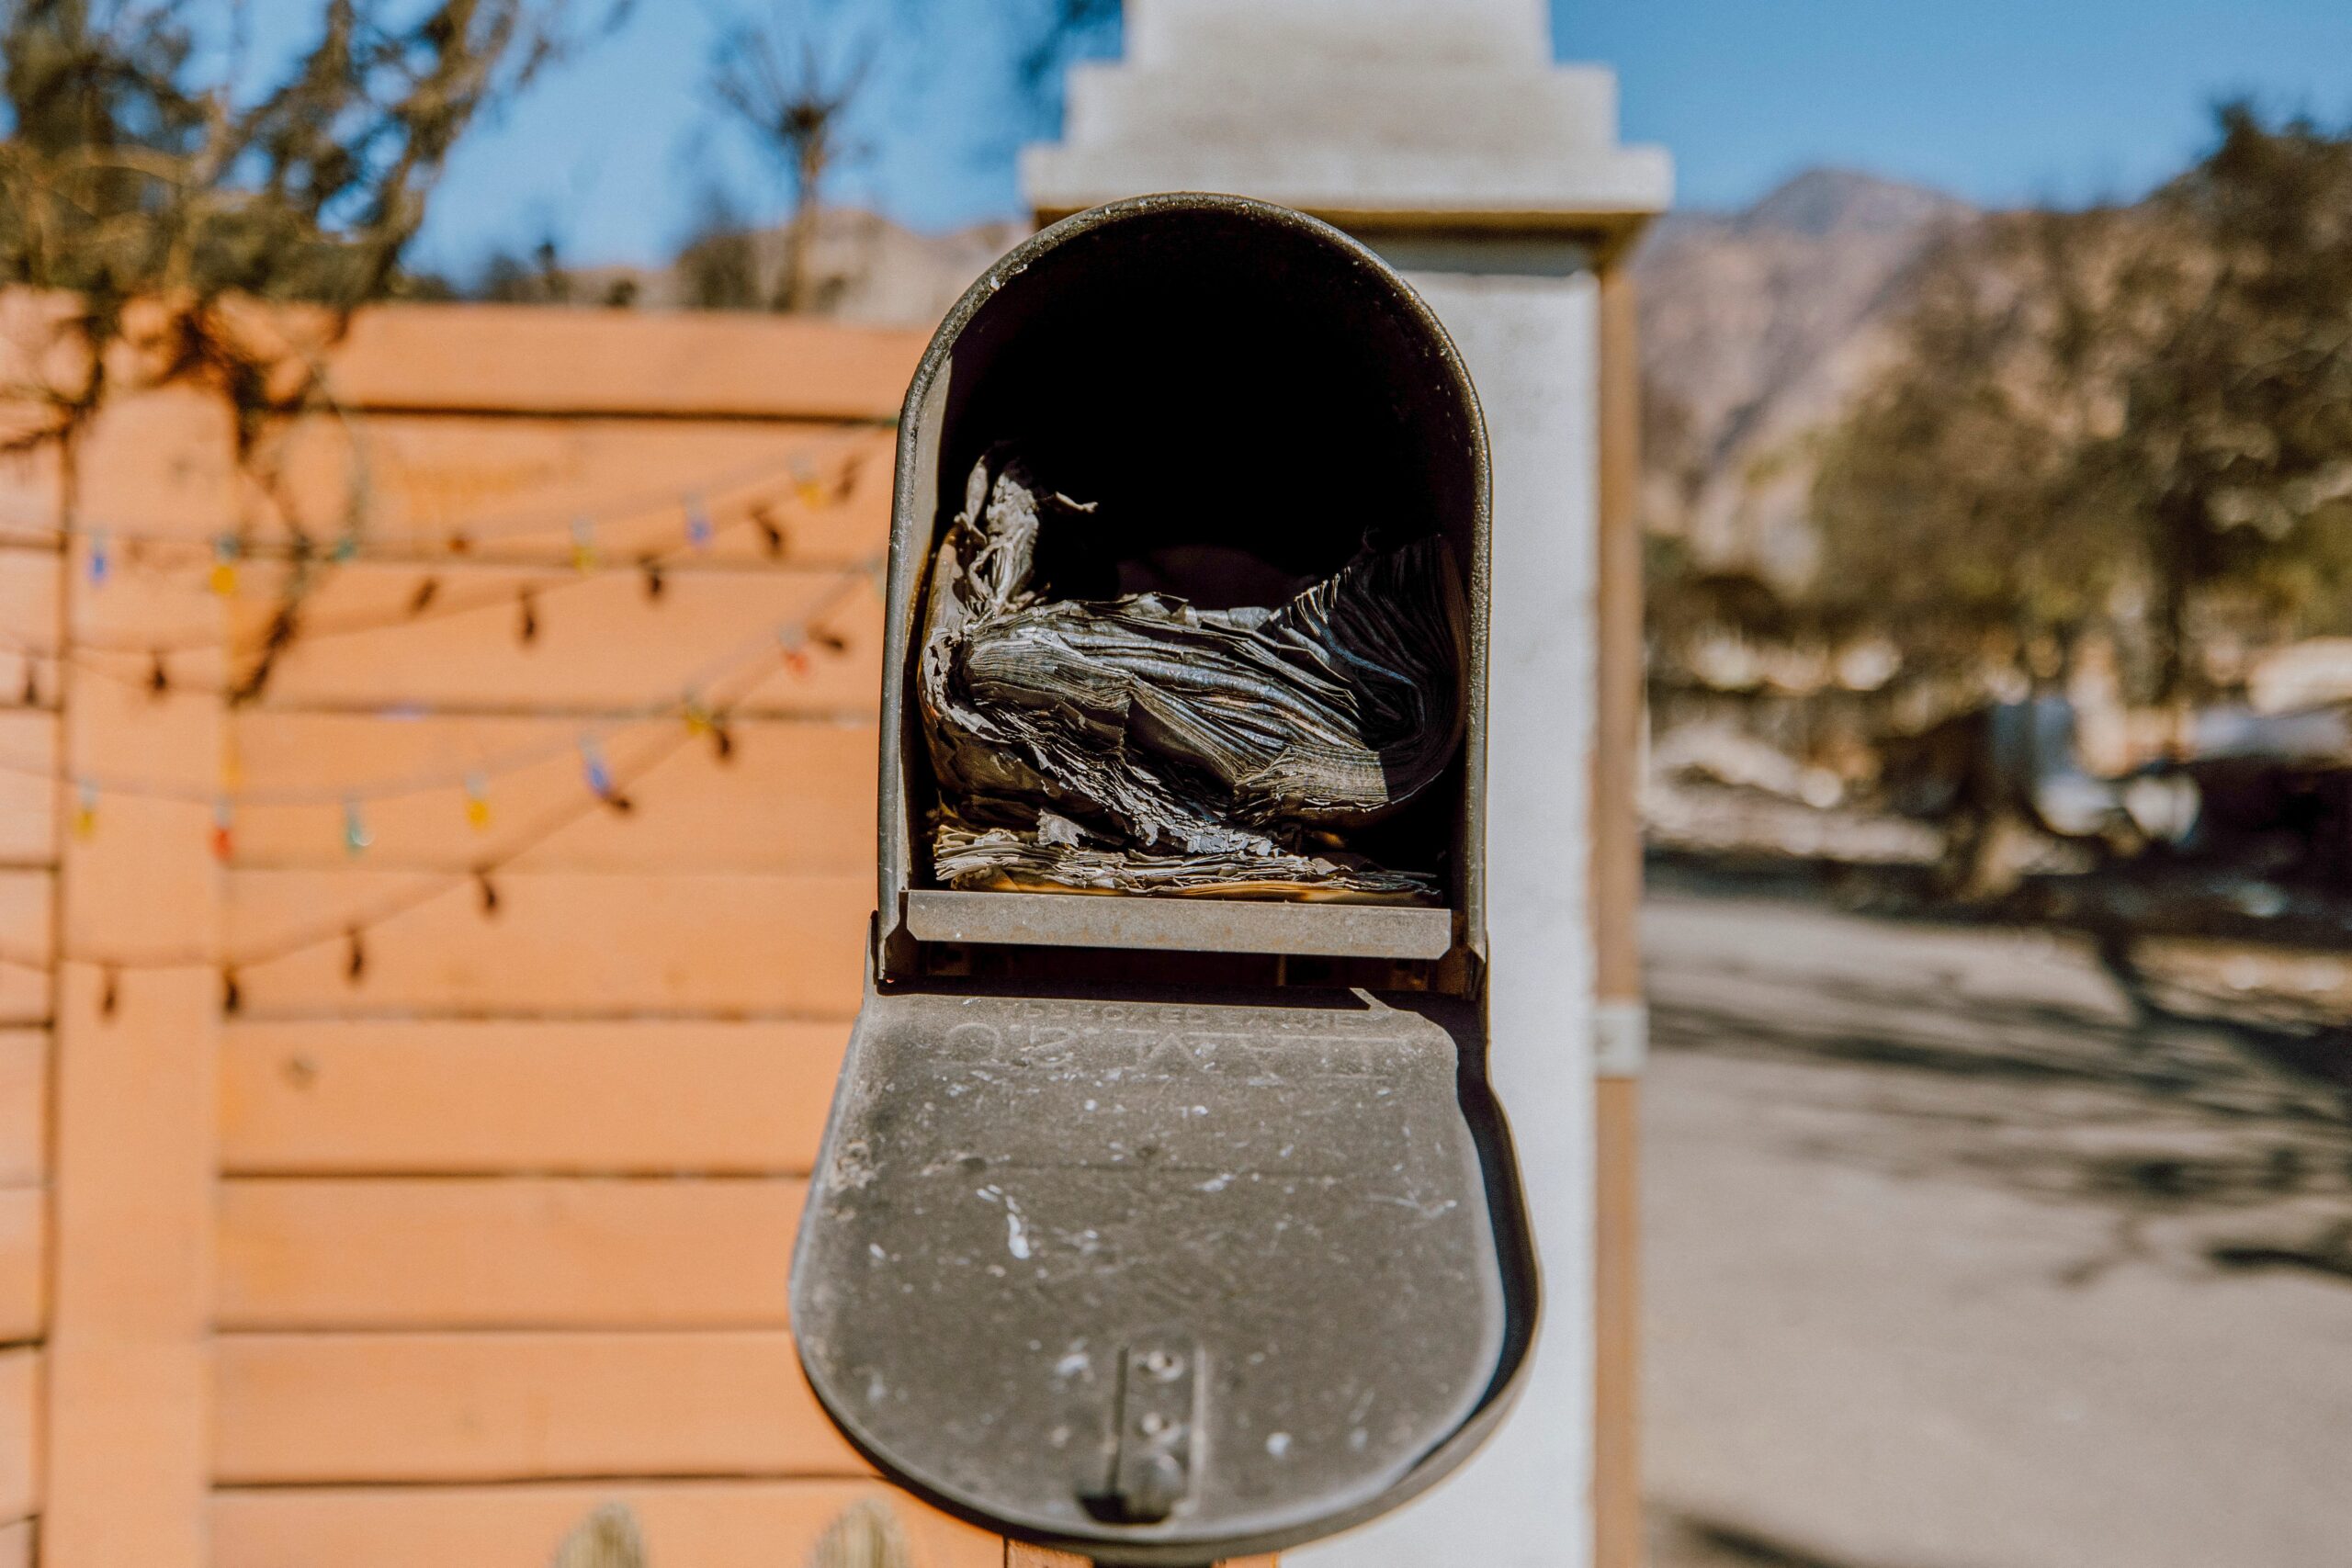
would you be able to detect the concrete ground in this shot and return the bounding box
[1641,883,2352,1568]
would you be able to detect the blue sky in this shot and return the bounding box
[367,0,2352,274]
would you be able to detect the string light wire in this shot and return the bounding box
[0,550,882,980]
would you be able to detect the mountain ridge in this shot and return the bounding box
[1633,168,1978,583]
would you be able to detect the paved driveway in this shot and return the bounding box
[1644,886,2352,1568]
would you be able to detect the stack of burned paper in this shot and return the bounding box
[916,451,1466,901]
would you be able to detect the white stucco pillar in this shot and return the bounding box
[1025,7,1670,1565]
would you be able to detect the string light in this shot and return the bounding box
[792,457,828,510]
[579,737,613,798]
[686,495,715,550]
[88,531,110,586]
[0,596,857,816]
[2,628,821,978]
[0,556,875,824]
[0,545,880,978]
[1,463,884,678]
[209,535,241,597]
[778,627,811,675]
[0,438,888,565]
[570,516,600,573]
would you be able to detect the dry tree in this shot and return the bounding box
[708,0,873,312]
[0,0,619,693]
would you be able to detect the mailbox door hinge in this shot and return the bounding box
[1594,1000,1648,1079]
[1094,1338,1201,1525]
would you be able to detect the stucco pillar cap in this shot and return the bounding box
[1021,0,1671,245]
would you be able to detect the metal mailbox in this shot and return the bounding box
[793,192,1536,1564]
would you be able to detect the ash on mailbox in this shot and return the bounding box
[917,451,1465,900]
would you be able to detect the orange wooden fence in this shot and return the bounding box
[0,299,1012,1568]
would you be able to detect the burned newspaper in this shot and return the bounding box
[916,451,1466,902]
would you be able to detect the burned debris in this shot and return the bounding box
[917,450,1467,900]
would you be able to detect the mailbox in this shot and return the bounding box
[793,193,1536,1564]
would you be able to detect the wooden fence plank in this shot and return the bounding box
[226,871,870,1017]
[212,1332,863,1483]
[220,561,882,713]
[0,1193,44,1346]
[226,715,878,873]
[0,1033,45,1188]
[253,416,893,568]
[0,1348,39,1525]
[0,714,56,866]
[220,1021,844,1175]
[217,1178,803,1331]
[211,1480,1001,1568]
[45,388,227,1568]
[261,302,928,422]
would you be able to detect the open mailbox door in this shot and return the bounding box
[792,193,1537,1565]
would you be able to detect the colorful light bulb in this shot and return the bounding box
[579,738,613,797]
[343,798,371,856]
[209,534,241,597]
[570,516,599,573]
[463,773,491,831]
[88,530,111,586]
[685,495,715,550]
[792,457,826,509]
[72,780,96,839]
[210,797,234,863]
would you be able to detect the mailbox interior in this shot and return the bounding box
[877,197,1491,985]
